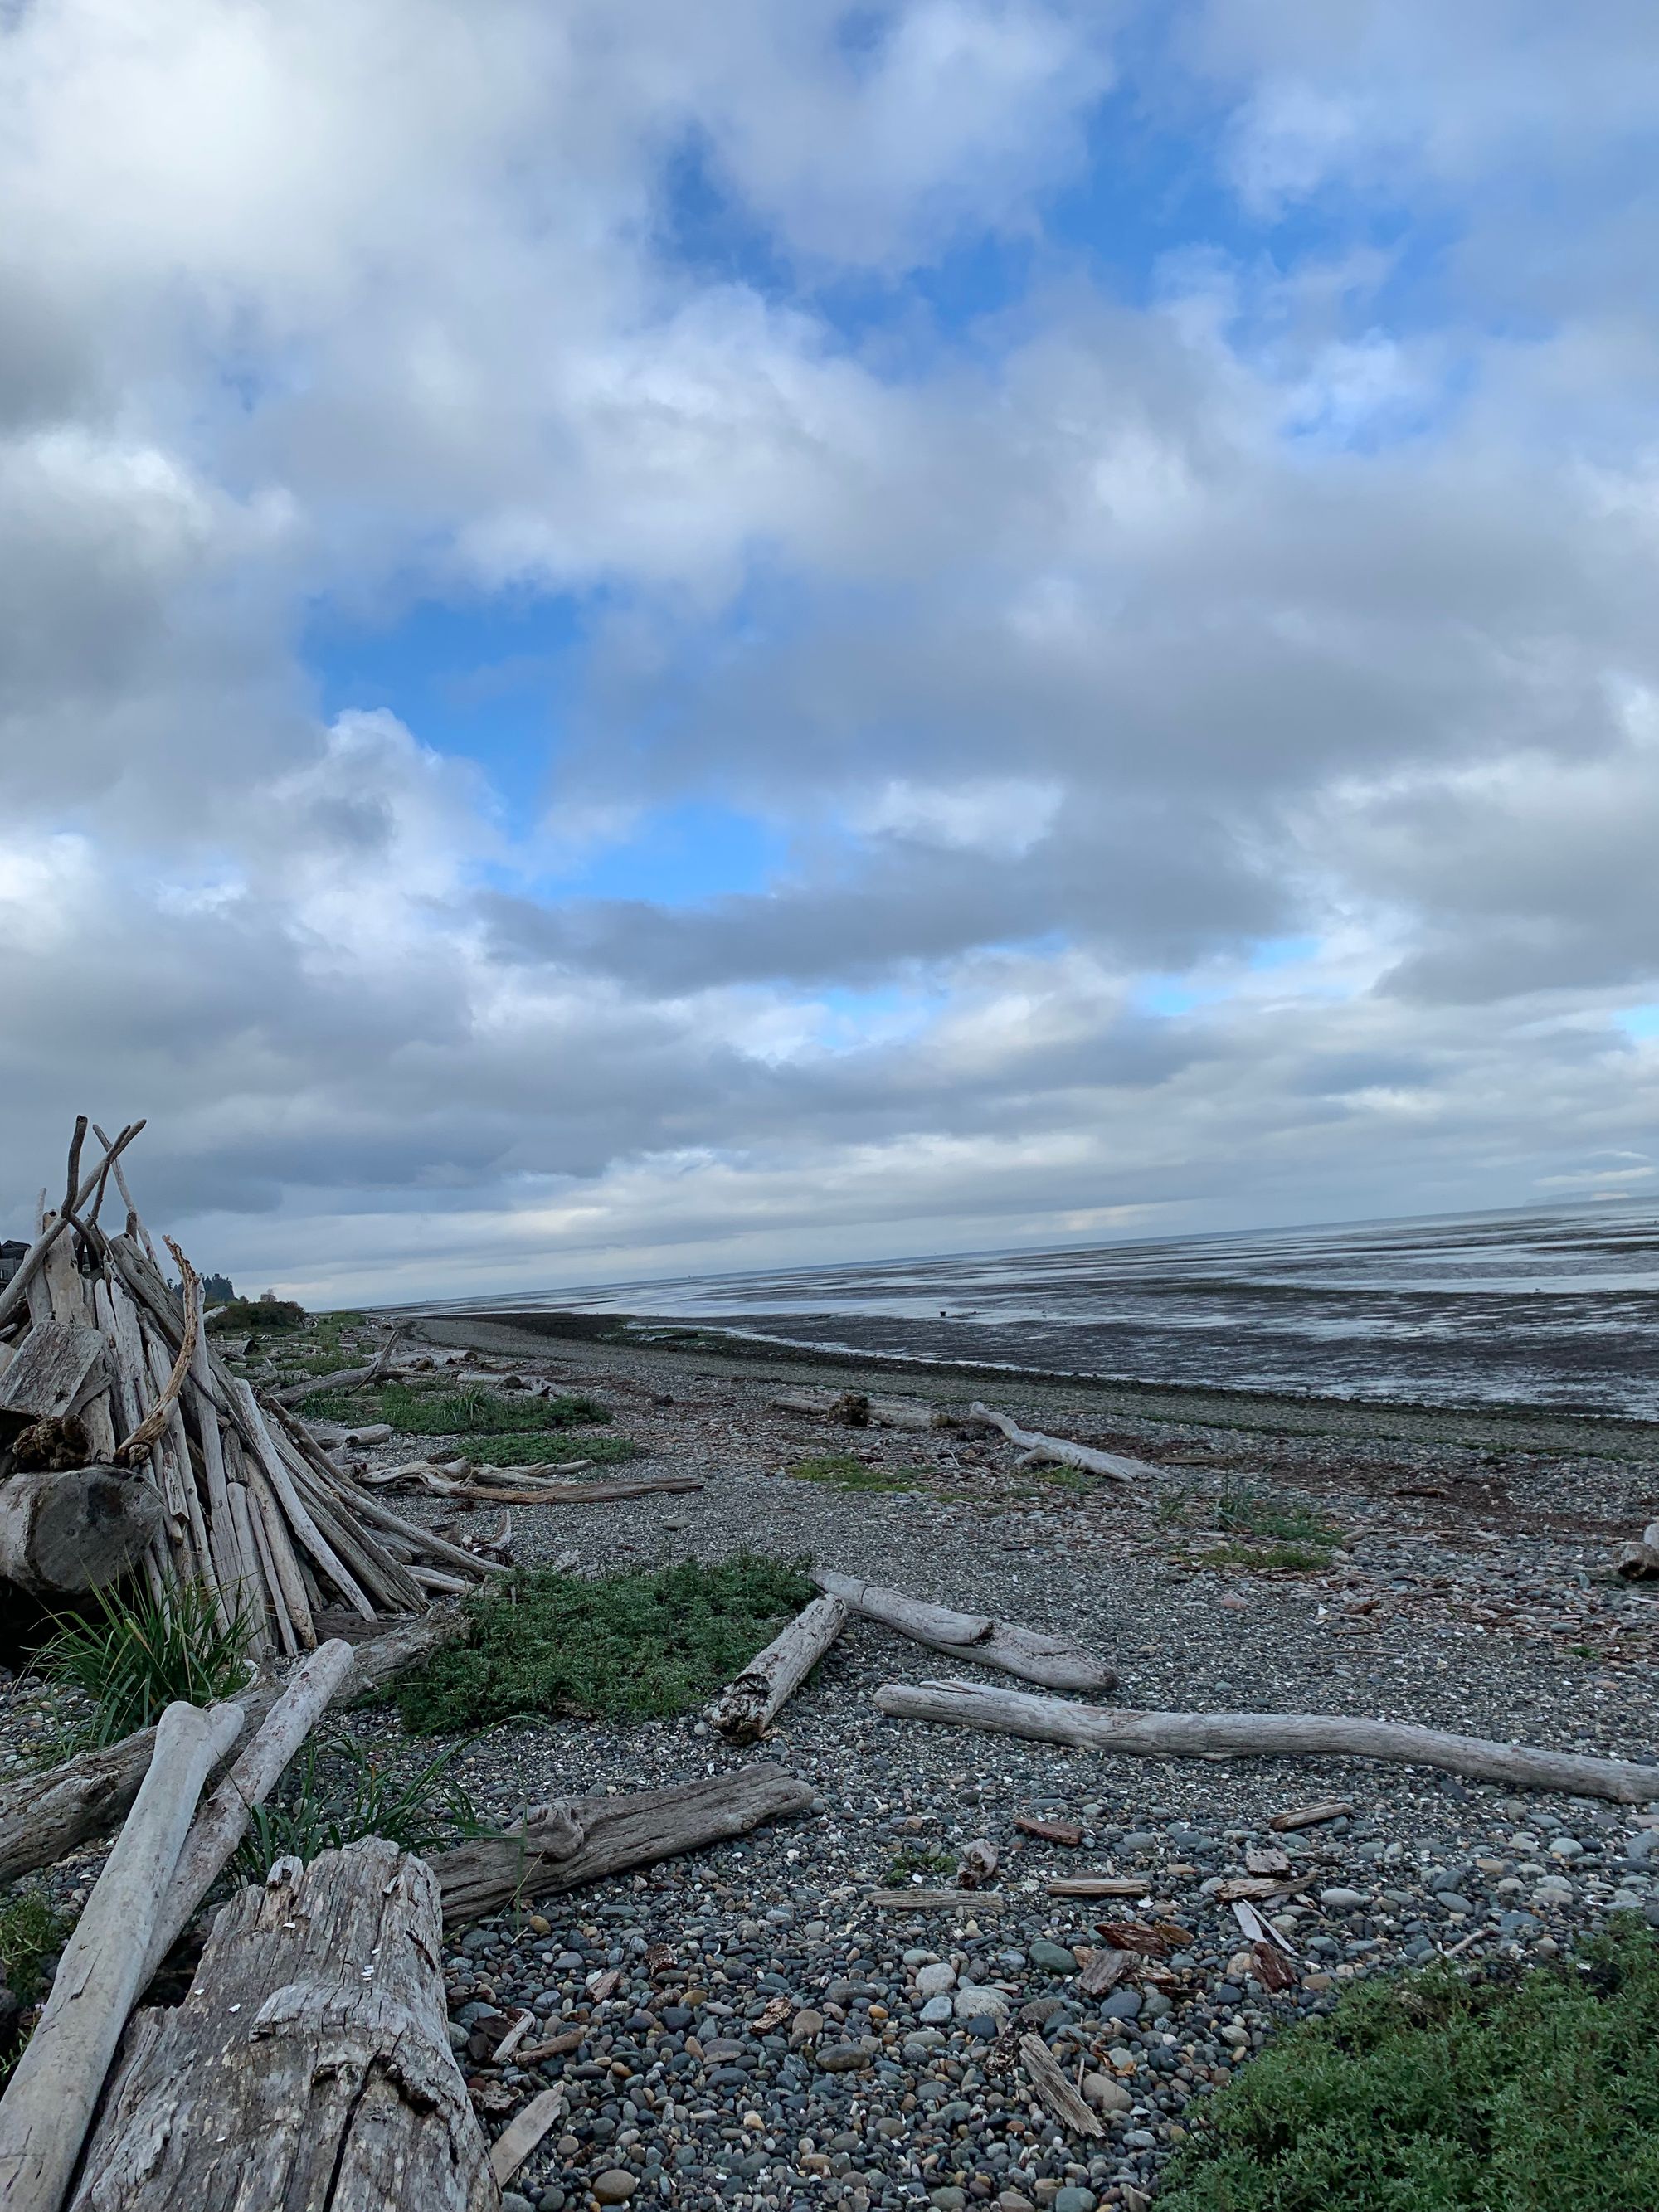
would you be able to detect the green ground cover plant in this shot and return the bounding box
[297,1382,611,1435]
[395,1553,816,1731]
[39,1581,253,1745]
[1214,1483,1338,1545]
[1159,1921,1659,2212]
[1198,1540,1335,1573]
[791,1452,917,1492]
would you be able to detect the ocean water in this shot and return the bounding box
[443,1200,1659,1419]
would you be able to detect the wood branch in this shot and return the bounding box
[708,1596,848,1741]
[812,1568,1117,1694]
[0,1321,108,1422]
[265,1333,409,1405]
[433,1767,815,1926]
[1019,2033,1105,2138]
[69,1840,494,2212]
[966,1403,1156,1485]
[113,1240,199,1465]
[0,1606,465,1889]
[0,1699,243,2212]
[143,1639,357,1981]
[863,1888,1014,1911]
[1077,1947,1136,1996]
[769,1388,948,1431]
[0,1124,143,1333]
[1268,1798,1354,1833]
[1046,1876,1146,1899]
[873,1679,1659,1805]
[489,2088,563,2189]
[478,1472,699,1505]
[0,1466,166,1597]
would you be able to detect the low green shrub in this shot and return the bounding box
[1160,1921,1659,2212]
[296,1382,611,1436]
[1197,1540,1334,1573]
[1214,1483,1338,1545]
[39,1581,254,1745]
[791,1453,916,1492]
[396,1553,816,1732]
[207,1296,308,1332]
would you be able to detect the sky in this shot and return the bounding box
[3,0,1659,1305]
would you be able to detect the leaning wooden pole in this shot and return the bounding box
[874,1679,1659,1805]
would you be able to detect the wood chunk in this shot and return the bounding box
[1253,1942,1298,1991]
[1215,1874,1318,1903]
[0,1320,107,1421]
[1077,1947,1136,1996]
[708,1595,848,1741]
[864,1889,1014,1911]
[1268,1799,1355,1832]
[1014,1814,1084,1846]
[1018,2034,1105,2138]
[0,1466,164,1597]
[489,2087,564,2187]
[1243,1845,1291,1874]
[1096,1921,1171,1957]
[1046,1876,1146,1898]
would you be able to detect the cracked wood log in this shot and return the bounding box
[0,1466,166,1597]
[0,1321,108,1423]
[0,1699,243,2212]
[873,1679,1659,1805]
[770,1388,947,1431]
[966,1403,1157,1485]
[1615,1519,1659,1580]
[708,1595,848,1741]
[433,1766,815,1926]
[1019,2033,1104,2137]
[0,1606,465,1889]
[67,1840,495,2212]
[812,1568,1117,1694]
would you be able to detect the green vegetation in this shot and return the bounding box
[395,1553,816,1732]
[207,1294,308,1332]
[1214,1483,1338,1546]
[233,1734,484,1881]
[791,1452,919,1492]
[296,1381,611,1436]
[886,1844,956,1882]
[1160,1922,1659,2212]
[39,1581,253,1746]
[0,1887,68,2006]
[466,1431,640,1468]
[1198,1540,1335,1573]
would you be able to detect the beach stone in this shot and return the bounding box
[1320,1888,1365,1910]
[1082,2074,1132,2112]
[954,1986,1010,2023]
[790,2008,825,2044]
[820,2044,873,2072]
[592,2175,636,2205]
[1099,1988,1142,2022]
[1029,1940,1077,1974]
[916,1962,957,1996]
[919,1994,955,2024]
[1054,2190,1097,2212]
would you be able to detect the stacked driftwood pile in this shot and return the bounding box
[0,1118,499,1649]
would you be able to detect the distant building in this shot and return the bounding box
[0,1238,28,1288]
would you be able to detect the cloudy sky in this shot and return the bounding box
[3,1,1657,1305]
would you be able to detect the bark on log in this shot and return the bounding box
[433,1767,815,1926]
[1615,1519,1659,1580]
[68,1840,496,2212]
[873,1679,1659,1805]
[0,1699,243,2212]
[812,1568,1117,1694]
[770,1388,947,1431]
[966,1403,1156,1485]
[1019,2034,1104,2137]
[708,1596,848,1741]
[0,1606,466,1889]
[0,1322,108,1422]
[0,1466,166,1597]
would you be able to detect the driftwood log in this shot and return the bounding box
[708,1596,848,1740]
[0,1466,165,1597]
[433,1766,815,1925]
[770,1388,947,1432]
[1615,1519,1659,1581]
[874,1679,1659,1805]
[0,1321,108,1423]
[813,1568,1117,1694]
[1019,2033,1104,2137]
[0,1699,243,2212]
[967,1403,1157,1485]
[68,1841,496,2212]
[0,1606,465,1889]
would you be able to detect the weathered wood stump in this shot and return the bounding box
[69,1840,497,2212]
[0,1466,164,1597]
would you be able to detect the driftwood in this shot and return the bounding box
[873,1679,1659,1805]
[770,1388,947,1432]
[967,1403,1156,1485]
[0,1699,243,2212]
[489,2088,563,2188]
[1615,1519,1659,1580]
[69,1840,494,2212]
[0,1321,107,1422]
[0,1466,166,1597]
[1047,1875,1146,1898]
[864,1888,1014,1911]
[0,1122,143,1334]
[1019,2033,1104,2137]
[266,1331,407,1405]
[708,1595,848,1740]
[433,1766,814,1925]
[0,1606,466,1888]
[813,1568,1117,1694]
[143,1639,356,1979]
[1268,1798,1353,1832]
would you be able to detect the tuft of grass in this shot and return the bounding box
[791,1453,913,1492]
[465,1431,640,1469]
[1159,1921,1659,2212]
[1198,1540,1334,1573]
[395,1553,816,1732]
[0,1887,68,2006]
[887,1844,956,1883]
[232,1733,485,1882]
[297,1382,611,1436]
[39,1581,254,1746]
[1214,1483,1338,1546]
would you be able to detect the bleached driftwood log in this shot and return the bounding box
[143,1639,356,1979]
[770,1388,948,1432]
[0,1699,243,2212]
[265,1331,408,1405]
[967,1403,1157,1485]
[0,1321,108,1422]
[68,1840,495,2212]
[0,1466,165,1597]
[433,1766,815,1925]
[708,1596,848,1740]
[874,1679,1659,1805]
[813,1568,1117,1694]
[1615,1519,1659,1581]
[0,1607,466,1888]
[1019,2033,1104,2137]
